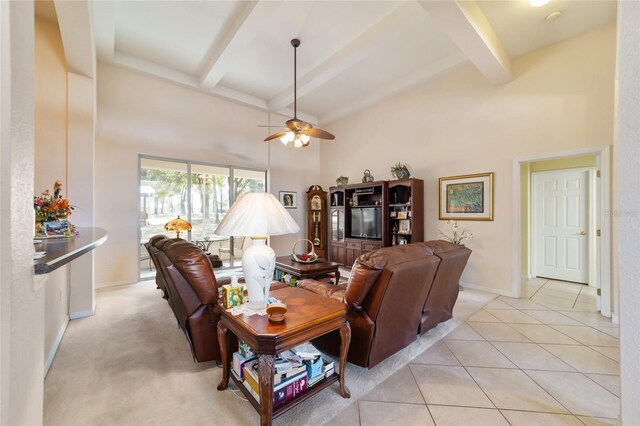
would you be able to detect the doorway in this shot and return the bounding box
[531,168,591,284]
[513,147,612,318]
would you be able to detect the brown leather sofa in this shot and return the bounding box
[145,235,285,363]
[146,237,223,362]
[298,241,470,368]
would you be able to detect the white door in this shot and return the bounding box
[533,169,589,283]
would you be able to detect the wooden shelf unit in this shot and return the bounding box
[387,178,424,246]
[329,181,389,267]
[328,187,346,266]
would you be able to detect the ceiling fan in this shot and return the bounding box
[264,38,335,148]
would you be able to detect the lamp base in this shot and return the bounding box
[241,237,275,311]
[247,301,267,310]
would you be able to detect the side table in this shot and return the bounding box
[275,256,341,285]
[217,287,351,426]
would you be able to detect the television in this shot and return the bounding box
[350,207,381,239]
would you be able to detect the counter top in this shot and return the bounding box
[34,227,108,275]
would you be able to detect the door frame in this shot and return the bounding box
[512,146,611,318]
[530,167,593,284]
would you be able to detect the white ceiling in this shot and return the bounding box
[90,0,617,125]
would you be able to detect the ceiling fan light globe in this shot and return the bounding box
[280,131,295,145]
[300,134,310,144]
[293,137,303,148]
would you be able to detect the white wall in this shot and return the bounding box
[319,23,616,295]
[95,63,320,286]
[615,1,640,423]
[0,2,42,424]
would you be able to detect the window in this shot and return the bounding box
[139,156,266,280]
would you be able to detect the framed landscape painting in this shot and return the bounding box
[439,172,494,221]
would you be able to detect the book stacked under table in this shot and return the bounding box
[232,342,335,408]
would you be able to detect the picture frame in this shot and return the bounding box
[399,219,411,234]
[439,172,494,221]
[397,211,408,219]
[279,191,297,209]
[43,220,72,237]
[390,211,397,218]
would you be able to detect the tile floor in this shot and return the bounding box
[327,279,619,426]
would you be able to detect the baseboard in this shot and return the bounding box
[96,279,137,289]
[521,274,534,280]
[69,308,94,320]
[461,281,517,298]
[44,316,69,377]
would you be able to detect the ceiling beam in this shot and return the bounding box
[110,55,272,114]
[418,0,511,85]
[115,52,200,89]
[91,0,114,62]
[54,0,96,78]
[198,1,282,90]
[267,2,410,112]
[320,52,468,124]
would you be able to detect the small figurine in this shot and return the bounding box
[362,169,374,183]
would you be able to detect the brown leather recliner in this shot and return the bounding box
[299,244,441,368]
[416,241,471,334]
[159,238,223,362]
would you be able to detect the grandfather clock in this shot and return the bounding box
[306,185,327,259]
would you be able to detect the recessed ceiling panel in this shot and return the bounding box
[297,11,461,118]
[219,1,403,100]
[115,1,241,75]
[478,1,616,58]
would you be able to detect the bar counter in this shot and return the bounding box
[34,227,107,275]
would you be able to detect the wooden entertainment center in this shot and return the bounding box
[328,178,424,268]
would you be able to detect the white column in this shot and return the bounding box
[0,1,44,425]
[616,1,640,424]
[67,72,96,317]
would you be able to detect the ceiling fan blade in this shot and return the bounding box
[264,131,289,141]
[304,127,335,140]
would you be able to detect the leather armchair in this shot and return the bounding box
[299,244,441,368]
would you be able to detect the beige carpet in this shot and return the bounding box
[44,281,494,426]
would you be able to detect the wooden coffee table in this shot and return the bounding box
[275,256,341,285]
[217,286,351,426]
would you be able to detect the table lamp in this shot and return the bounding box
[164,216,192,238]
[215,192,300,310]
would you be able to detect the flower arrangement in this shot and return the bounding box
[438,220,473,245]
[34,180,74,222]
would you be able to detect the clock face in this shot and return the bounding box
[311,195,322,211]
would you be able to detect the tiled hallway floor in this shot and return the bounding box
[328,279,619,426]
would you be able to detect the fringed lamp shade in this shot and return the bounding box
[164,216,192,238]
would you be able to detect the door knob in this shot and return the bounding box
[577,230,587,236]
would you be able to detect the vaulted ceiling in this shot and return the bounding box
[88,0,616,125]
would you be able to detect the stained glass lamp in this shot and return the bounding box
[164,216,192,238]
